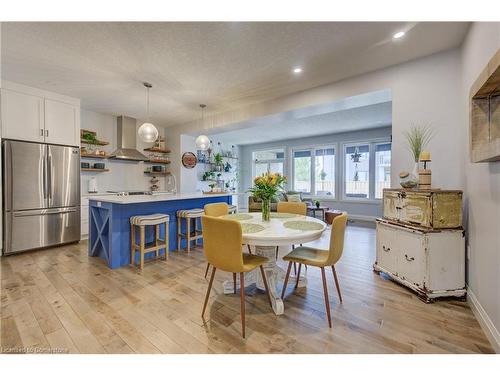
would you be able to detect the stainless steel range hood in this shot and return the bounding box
[109,116,150,162]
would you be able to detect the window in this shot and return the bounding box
[293,150,312,193]
[292,146,335,197]
[253,149,284,178]
[315,148,335,197]
[375,143,391,199]
[344,144,370,199]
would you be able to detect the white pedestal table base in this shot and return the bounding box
[222,245,307,315]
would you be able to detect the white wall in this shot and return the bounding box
[80,109,168,194]
[461,22,500,352]
[179,134,198,193]
[168,48,464,195]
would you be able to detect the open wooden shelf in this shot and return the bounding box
[144,171,171,176]
[144,159,171,165]
[81,129,110,146]
[81,139,110,146]
[81,168,110,173]
[81,153,109,159]
[143,147,171,154]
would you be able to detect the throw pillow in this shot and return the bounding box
[287,193,302,202]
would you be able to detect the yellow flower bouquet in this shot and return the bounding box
[247,172,287,221]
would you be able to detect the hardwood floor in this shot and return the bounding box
[0,224,494,354]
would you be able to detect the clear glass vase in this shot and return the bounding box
[262,199,271,221]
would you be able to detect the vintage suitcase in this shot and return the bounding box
[382,189,462,229]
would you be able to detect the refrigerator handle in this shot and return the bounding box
[4,141,13,211]
[47,151,53,202]
[42,153,47,199]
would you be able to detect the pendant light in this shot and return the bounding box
[138,82,159,143]
[195,104,210,150]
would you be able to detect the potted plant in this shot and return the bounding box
[350,149,362,163]
[202,171,214,181]
[247,172,287,221]
[214,153,223,171]
[82,132,99,153]
[404,124,434,187]
[315,200,321,208]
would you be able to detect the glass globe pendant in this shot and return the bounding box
[138,82,159,143]
[195,134,210,150]
[195,104,210,150]
[138,122,159,143]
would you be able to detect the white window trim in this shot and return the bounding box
[252,148,285,178]
[291,144,337,198]
[341,138,391,202]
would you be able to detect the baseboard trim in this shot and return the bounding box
[347,214,377,222]
[467,287,500,353]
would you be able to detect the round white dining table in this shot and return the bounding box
[221,212,327,315]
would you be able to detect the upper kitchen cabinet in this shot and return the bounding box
[1,89,45,142]
[44,99,80,146]
[1,81,80,147]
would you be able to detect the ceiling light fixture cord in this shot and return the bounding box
[144,82,152,122]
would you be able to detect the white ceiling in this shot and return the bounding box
[1,22,469,126]
[212,100,392,146]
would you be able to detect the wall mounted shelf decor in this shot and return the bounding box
[470,48,500,163]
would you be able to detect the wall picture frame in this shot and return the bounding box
[182,152,197,169]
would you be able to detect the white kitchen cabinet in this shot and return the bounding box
[1,82,80,147]
[44,99,80,146]
[374,219,466,302]
[1,89,45,142]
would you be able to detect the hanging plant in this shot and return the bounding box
[350,149,362,163]
[319,169,327,180]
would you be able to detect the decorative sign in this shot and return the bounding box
[182,152,197,169]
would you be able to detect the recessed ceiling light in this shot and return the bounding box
[393,31,405,39]
[293,67,303,74]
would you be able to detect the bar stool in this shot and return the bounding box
[176,208,204,252]
[228,204,237,214]
[130,214,170,270]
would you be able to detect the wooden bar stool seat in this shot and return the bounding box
[130,213,170,270]
[176,208,204,252]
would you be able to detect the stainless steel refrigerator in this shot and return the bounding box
[2,140,80,255]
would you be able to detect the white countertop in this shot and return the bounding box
[87,192,237,204]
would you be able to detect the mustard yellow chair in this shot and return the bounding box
[276,201,308,267]
[281,213,347,328]
[204,202,229,217]
[201,215,272,338]
[277,201,307,216]
[203,203,253,279]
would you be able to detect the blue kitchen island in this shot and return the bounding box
[88,192,232,268]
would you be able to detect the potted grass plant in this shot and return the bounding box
[403,124,434,188]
